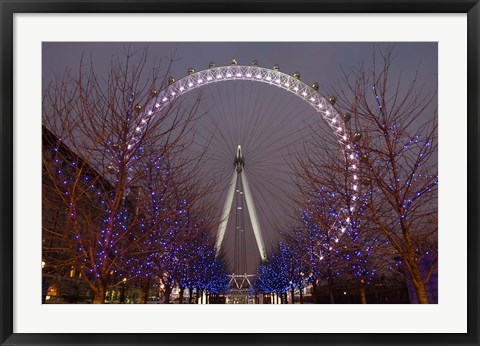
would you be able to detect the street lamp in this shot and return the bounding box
[120,278,127,304]
[41,260,48,303]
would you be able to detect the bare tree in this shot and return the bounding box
[120,130,218,303]
[42,47,205,303]
[287,47,437,304]
[327,47,438,303]
[291,125,392,304]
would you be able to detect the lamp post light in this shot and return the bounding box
[41,260,48,303]
[299,272,305,304]
[120,278,127,304]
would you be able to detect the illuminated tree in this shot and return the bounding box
[294,47,437,304]
[292,134,390,304]
[42,47,203,303]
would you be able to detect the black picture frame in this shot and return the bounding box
[1,1,478,345]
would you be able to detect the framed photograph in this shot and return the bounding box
[1,1,478,345]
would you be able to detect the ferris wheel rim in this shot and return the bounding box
[133,63,362,256]
[140,64,359,162]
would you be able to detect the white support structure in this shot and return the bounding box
[215,171,238,254]
[241,172,267,260]
[215,145,266,261]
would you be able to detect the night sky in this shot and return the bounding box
[43,42,437,273]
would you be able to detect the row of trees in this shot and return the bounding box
[42,46,437,304]
[42,48,229,303]
[255,48,438,304]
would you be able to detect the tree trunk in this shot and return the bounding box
[196,287,200,304]
[402,223,429,304]
[92,280,106,304]
[120,283,126,303]
[179,287,184,304]
[328,287,335,304]
[327,274,335,304]
[42,278,51,304]
[290,288,295,304]
[140,277,151,304]
[312,281,318,304]
[409,261,429,304]
[164,285,172,304]
[299,285,303,304]
[188,287,193,304]
[359,281,367,304]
